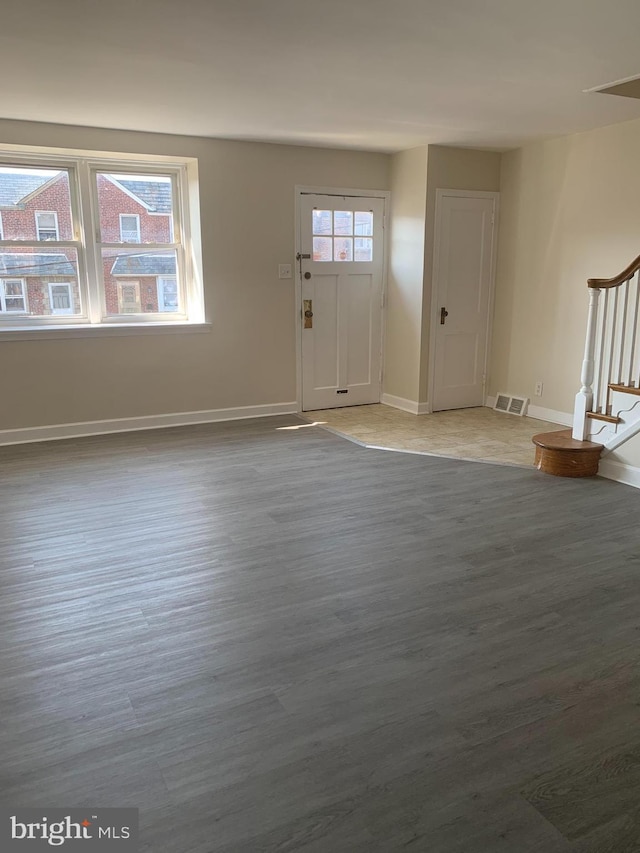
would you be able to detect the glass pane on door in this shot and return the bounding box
[310,208,374,262]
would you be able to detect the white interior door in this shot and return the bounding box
[431,191,498,411]
[300,193,385,411]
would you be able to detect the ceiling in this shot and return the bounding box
[4,0,640,152]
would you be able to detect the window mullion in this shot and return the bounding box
[77,160,101,324]
[176,166,197,321]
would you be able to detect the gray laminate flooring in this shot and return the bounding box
[2,415,640,852]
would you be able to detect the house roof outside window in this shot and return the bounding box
[0,253,76,276]
[0,170,172,214]
[111,254,176,276]
[114,179,172,214]
[0,173,58,207]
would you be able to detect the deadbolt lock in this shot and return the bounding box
[303,299,313,329]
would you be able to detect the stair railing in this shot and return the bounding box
[573,253,640,440]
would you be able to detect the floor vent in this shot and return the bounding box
[494,393,529,416]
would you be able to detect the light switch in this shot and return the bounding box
[278,264,292,279]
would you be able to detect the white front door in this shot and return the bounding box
[299,193,385,411]
[431,191,498,411]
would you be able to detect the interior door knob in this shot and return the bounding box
[440,307,449,324]
[304,272,311,279]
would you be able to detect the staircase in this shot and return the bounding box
[535,253,640,476]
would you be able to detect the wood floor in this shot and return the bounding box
[2,416,640,851]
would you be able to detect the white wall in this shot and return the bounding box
[384,147,428,404]
[422,146,501,403]
[0,119,390,430]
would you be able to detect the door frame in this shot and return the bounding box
[427,188,500,413]
[116,280,141,314]
[294,185,391,412]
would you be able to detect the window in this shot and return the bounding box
[0,213,3,240]
[0,151,202,330]
[35,211,59,241]
[48,282,74,315]
[312,209,374,262]
[157,276,178,312]
[0,279,27,313]
[119,213,141,243]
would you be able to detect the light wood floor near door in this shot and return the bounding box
[304,403,561,467]
[2,416,640,851]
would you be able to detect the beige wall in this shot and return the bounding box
[421,146,501,403]
[492,117,640,409]
[384,147,428,402]
[491,116,640,467]
[384,144,501,405]
[0,119,389,430]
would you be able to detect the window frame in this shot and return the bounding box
[0,148,203,333]
[35,210,60,241]
[90,165,187,324]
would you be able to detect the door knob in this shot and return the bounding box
[440,307,449,325]
[304,272,311,280]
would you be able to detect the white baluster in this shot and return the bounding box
[596,289,609,413]
[617,280,629,384]
[627,273,639,386]
[573,287,601,440]
[607,287,619,408]
[593,290,605,413]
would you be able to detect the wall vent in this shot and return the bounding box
[494,393,529,417]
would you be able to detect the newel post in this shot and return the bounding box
[572,287,600,440]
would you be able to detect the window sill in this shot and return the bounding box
[0,322,212,341]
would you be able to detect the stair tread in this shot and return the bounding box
[609,383,640,396]
[532,429,604,452]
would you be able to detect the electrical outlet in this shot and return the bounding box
[534,381,543,397]
[278,264,292,279]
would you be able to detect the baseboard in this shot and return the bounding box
[598,458,640,489]
[485,396,571,426]
[0,402,299,446]
[527,403,572,426]
[381,394,430,415]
